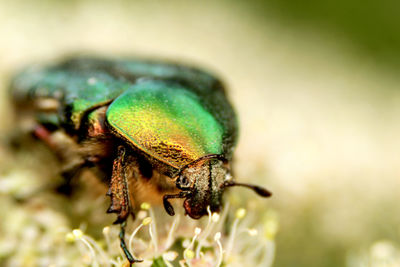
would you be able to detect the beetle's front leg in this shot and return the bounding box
[107,146,142,265]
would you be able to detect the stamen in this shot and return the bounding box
[196,206,220,258]
[163,251,178,267]
[214,232,224,267]
[102,226,111,255]
[183,227,202,265]
[71,229,98,266]
[225,208,247,260]
[247,228,259,236]
[128,217,151,255]
[83,234,110,266]
[165,215,180,249]
[260,240,276,267]
[184,249,195,267]
[147,204,158,253]
[109,259,119,266]
[214,201,230,234]
[148,215,157,253]
[140,202,151,210]
[137,210,148,220]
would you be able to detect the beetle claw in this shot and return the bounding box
[106,205,120,214]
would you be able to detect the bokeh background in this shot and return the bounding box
[1,0,400,266]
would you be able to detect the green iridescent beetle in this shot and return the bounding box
[11,57,271,264]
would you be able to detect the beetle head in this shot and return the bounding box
[163,155,272,219]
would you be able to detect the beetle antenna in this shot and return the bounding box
[224,182,272,197]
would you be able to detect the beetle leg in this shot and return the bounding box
[106,146,133,223]
[107,146,143,264]
[32,124,56,148]
[119,221,143,265]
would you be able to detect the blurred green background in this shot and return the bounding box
[1,0,400,266]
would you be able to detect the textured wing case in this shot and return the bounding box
[106,80,225,169]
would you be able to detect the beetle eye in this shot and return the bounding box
[177,176,191,189]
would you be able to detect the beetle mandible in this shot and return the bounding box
[11,57,271,264]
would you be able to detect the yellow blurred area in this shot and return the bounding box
[0,0,399,266]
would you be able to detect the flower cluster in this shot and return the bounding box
[0,154,277,267]
[64,203,279,267]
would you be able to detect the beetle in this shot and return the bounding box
[11,57,271,264]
